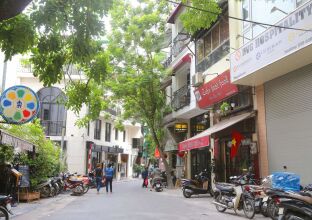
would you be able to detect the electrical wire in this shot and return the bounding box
[165,0,312,32]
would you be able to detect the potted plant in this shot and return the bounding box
[220,102,230,115]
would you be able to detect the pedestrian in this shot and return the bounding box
[95,163,103,194]
[105,163,114,193]
[141,167,148,188]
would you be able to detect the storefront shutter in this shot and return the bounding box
[264,63,312,185]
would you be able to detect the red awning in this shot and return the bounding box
[173,54,191,73]
[178,112,254,151]
[167,3,182,24]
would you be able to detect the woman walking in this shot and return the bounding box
[95,163,103,194]
[105,163,114,193]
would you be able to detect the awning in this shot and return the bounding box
[178,112,254,151]
[0,129,34,152]
[167,3,182,24]
[173,54,191,73]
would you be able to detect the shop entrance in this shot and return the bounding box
[190,148,211,179]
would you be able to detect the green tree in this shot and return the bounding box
[107,0,175,187]
[180,0,221,35]
[0,0,113,124]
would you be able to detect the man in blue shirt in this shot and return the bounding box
[105,163,114,193]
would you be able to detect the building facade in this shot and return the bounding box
[229,0,312,184]
[1,55,143,179]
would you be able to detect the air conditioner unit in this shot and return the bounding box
[192,72,203,87]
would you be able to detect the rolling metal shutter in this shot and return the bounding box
[265,64,312,185]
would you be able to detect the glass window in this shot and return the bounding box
[37,87,66,136]
[204,33,211,56]
[94,120,101,140]
[115,129,118,140]
[212,24,220,50]
[196,39,204,63]
[220,18,229,43]
[123,130,126,142]
[105,123,111,142]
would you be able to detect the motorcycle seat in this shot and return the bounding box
[299,192,312,197]
[288,192,312,204]
[216,184,234,192]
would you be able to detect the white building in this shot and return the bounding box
[0,55,142,179]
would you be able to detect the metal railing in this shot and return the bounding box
[41,121,65,136]
[172,33,190,57]
[171,84,190,111]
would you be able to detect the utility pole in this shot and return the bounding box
[1,61,7,92]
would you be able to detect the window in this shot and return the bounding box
[204,33,212,56]
[94,120,101,140]
[211,24,220,50]
[115,129,119,140]
[105,123,111,142]
[37,87,66,136]
[220,18,229,43]
[123,130,126,142]
[132,138,140,148]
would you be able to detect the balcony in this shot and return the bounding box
[162,53,172,69]
[196,39,229,73]
[41,121,65,136]
[172,84,190,111]
[172,33,190,58]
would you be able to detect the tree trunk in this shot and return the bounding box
[0,0,32,21]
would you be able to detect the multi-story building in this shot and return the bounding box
[229,0,312,184]
[0,55,143,179]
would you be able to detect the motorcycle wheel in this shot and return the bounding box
[260,201,269,217]
[183,189,192,198]
[40,186,50,198]
[83,184,89,194]
[215,194,226,212]
[72,185,84,196]
[268,199,279,220]
[243,198,256,219]
[0,207,9,220]
[50,187,56,197]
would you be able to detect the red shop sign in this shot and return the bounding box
[194,70,238,109]
[178,135,210,151]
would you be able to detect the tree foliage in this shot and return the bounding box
[1,119,64,188]
[180,0,221,35]
[0,0,113,124]
[106,0,175,187]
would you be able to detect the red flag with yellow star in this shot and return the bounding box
[230,130,243,159]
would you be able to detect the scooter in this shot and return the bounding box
[278,191,312,220]
[212,176,256,219]
[0,195,13,220]
[181,169,213,198]
[63,174,85,196]
[35,179,55,198]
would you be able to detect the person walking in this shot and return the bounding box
[95,163,103,194]
[105,163,114,193]
[141,167,148,188]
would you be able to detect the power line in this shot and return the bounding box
[165,0,312,32]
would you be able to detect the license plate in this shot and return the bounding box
[278,208,284,215]
[6,203,11,211]
[255,201,260,206]
[263,196,269,202]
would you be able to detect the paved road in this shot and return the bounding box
[13,179,267,220]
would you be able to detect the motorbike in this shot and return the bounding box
[278,191,312,220]
[63,174,85,196]
[35,179,55,198]
[0,195,13,220]
[181,169,213,198]
[154,178,163,192]
[213,175,256,219]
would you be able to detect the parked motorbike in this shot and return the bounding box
[278,191,312,220]
[154,178,163,192]
[0,195,13,220]
[181,169,213,198]
[63,174,85,196]
[35,179,55,198]
[213,175,256,219]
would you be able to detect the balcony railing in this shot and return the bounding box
[172,84,190,111]
[196,39,230,73]
[162,54,172,69]
[41,120,65,136]
[172,33,190,58]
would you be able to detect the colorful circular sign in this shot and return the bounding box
[0,85,40,124]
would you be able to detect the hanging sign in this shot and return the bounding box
[0,85,40,124]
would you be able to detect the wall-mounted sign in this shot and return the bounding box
[230,1,312,82]
[175,123,188,133]
[0,85,40,124]
[194,70,238,109]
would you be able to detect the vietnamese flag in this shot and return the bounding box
[230,130,244,159]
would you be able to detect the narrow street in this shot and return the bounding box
[12,180,267,220]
